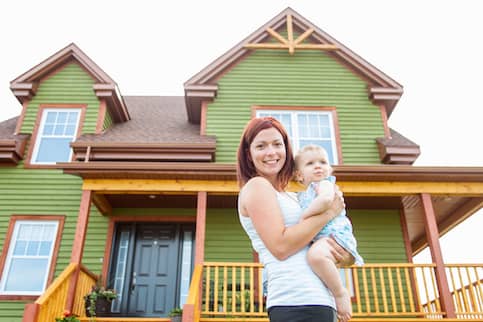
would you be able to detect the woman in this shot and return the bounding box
[237,117,353,322]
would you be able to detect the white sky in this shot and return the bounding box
[0,0,481,263]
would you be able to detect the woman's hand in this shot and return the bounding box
[327,237,355,267]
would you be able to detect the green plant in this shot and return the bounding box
[55,310,80,322]
[168,307,183,317]
[84,277,117,317]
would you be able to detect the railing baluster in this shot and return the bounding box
[474,266,483,312]
[362,267,370,312]
[457,265,470,313]
[214,265,219,312]
[370,267,379,313]
[223,265,227,313]
[205,266,211,312]
[231,266,236,313]
[388,267,397,313]
[448,266,462,314]
[429,265,441,313]
[241,266,246,313]
[258,265,264,313]
[465,266,478,313]
[249,266,254,312]
[379,267,388,313]
[396,267,406,312]
[404,266,415,313]
[353,267,362,314]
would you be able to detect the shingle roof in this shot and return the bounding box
[0,117,18,139]
[76,96,215,144]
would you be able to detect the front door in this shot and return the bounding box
[109,223,194,317]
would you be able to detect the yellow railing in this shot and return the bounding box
[198,262,483,321]
[427,264,483,319]
[29,263,97,322]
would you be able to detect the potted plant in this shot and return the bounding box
[168,307,183,322]
[84,278,117,317]
[55,310,80,322]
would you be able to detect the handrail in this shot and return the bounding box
[184,264,204,322]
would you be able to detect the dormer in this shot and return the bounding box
[9,43,129,167]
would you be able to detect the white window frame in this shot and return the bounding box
[0,220,59,295]
[31,108,81,165]
[256,109,339,164]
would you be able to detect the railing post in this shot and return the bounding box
[21,303,39,322]
[420,193,456,318]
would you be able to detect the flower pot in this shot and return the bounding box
[170,316,182,322]
[85,296,112,317]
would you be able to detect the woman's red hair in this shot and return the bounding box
[236,117,295,190]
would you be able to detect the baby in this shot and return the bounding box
[295,144,364,322]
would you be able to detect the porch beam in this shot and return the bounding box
[420,193,456,318]
[82,179,483,196]
[195,191,207,265]
[92,192,112,216]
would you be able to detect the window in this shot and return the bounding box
[0,220,59,295]
[256,109,339,164]
[31,108,81,164]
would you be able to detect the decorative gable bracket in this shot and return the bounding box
[9,82,38,104]
[93,84,130,123]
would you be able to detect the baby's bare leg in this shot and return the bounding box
[307,237,352,322]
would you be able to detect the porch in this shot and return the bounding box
[23,261,483,322]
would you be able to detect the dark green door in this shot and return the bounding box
[109,223,194,317]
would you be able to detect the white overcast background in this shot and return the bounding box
[0,0,481,263]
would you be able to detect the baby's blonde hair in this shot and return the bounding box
[294,144,330,170]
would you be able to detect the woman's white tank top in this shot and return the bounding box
[238,190,335,309]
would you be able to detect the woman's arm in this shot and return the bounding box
[240,177,344,260]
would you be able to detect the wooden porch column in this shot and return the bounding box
[420,193,456,318]
[65,190,93,312]
[194,191,207,265]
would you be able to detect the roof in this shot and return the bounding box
[71,96,217,162]
[184,7,403,123]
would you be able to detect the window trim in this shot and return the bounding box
[0,215,64,299]
[252,105,343,164]
[25,104,86,168]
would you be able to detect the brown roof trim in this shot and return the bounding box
[0,137,28,164]
[60,162,483,182]
[71,142,216,162]
[10,43,130,123]
[184,7,403,122]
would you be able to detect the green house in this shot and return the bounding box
[0,7,481,322]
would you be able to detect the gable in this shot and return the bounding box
[184,7,403,124]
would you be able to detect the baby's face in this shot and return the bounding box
[296,150,332,185]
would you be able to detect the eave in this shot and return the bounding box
[71,142,216,162]
[10,43,130,123]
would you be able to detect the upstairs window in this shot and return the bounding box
[0,220,60,295]
[31,108,81,164]
[256,109,339,164]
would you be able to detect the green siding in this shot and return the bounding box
[205,209,252,262]
[207,50,385,164]
[350,209,407,263]
[0,62,104,321]
[103,108,114,130]
[19,62,100,134]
